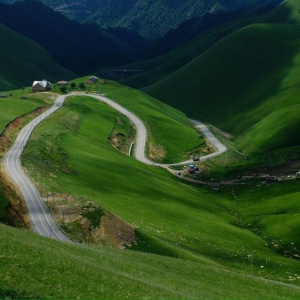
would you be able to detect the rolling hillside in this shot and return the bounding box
[143,0,300,154]
[0,0,299,297]
[120,9,268,89]
[0,23,75,91]
[1,223,300,299]
[0,80,299,298]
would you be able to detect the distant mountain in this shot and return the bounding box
[0,0,149,74]
[39,0,283,39]
[0,0,283,39]
[119,4,275,88]
[147,3,277,57]
[0,23,75,91]
[140,0,300,153]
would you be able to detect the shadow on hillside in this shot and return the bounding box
[144,2,300,139]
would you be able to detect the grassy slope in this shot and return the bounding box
[143,0,300,154]
[0,94,46,133]
[120,16,258,89]
[235,181,300,253]
[21,92,300,284]
[0,23,75,91]
[60,78,205,163]
[2,223,300,299]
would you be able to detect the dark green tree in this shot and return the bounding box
[60,86,67,93]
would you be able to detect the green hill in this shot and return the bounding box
[0,78,300,299]
[120,13,262,89]
[22,83,300,277]
[262,0,300,25]
[0,81,299,298]
[0,23,75,91]
[143,0,300,154]
[1,222,300,299]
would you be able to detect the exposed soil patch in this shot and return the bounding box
[201,146,213,154]
[149,144,165,161]
[108,117,134,154]
[0,171,29,227]
[48,194,137,248]
[109,133,132,153]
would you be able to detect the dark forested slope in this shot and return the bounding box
[0,0,282,39]
[0,0,148,74]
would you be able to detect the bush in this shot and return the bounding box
[60,86,67,93]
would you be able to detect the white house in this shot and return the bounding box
[32,80,51,92]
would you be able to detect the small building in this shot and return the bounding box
[32,80,51,92]
[57,81,68,86]
[0,94,7,98]
[86,76,98,84]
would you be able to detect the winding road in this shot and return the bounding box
[3,95,71,242]
[2,92,227,241]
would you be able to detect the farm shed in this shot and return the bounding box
[86,76,98,84]
[32,80,51,92]
[57,81,68,86]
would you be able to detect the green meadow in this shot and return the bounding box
[116,0,298,157]
[121,13,260,90]
[0,79,297,297]
[0,1,300,296]
[144,23,300,154]
[52,78,205,163]
[20,91,300,285]
[234,181,300,254]
[0,93,47,132]
[1,223,300,299]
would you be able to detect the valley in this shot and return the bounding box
[0,78,299,298]
[0,0,299,298]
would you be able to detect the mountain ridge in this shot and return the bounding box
[0,0,149,74]
[0,22,75,91]
[0,0,283,39]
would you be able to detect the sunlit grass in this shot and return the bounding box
[22,94,300,283]
[1,223,300,299]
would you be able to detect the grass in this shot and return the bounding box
[0,23,75,91]
[139,1,300,156]
[144,23,300,131]
[21,92,300,284]
[0,2,299,296]
[229,181,300,260]
[120,14,259,90]
[53,77,206,163]
[0,94,46,133]
[1,223,300,299]
[0,81,298,297]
